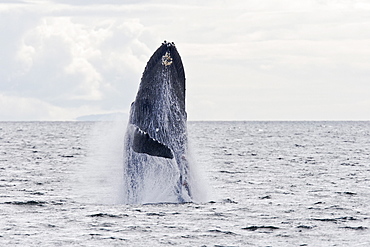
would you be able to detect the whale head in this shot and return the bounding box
[128,41,187,160]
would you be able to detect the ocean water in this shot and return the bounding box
[0,121,369,246]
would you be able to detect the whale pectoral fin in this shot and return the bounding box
[132,128,174,159]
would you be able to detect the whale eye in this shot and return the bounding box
[162,52,173,66]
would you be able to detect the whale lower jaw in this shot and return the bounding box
[132,125,174,159]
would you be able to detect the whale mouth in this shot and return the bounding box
[132,126,174,159]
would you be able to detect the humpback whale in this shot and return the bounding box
[123,41,192,204]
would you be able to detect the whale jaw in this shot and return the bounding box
[132,125,174,159]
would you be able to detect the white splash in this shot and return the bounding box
[77,118,208,205]
[76,119,127,204]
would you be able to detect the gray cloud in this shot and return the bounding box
[51,0,150,5]
[2,10,158,119]
[0,0,27,3]
[1,0,370,120]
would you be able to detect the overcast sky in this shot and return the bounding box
[1,0,370,121]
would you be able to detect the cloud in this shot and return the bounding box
[0,0,27,3]
[0,93,72,121]
[2,5,159,119]
[1,0,370,120]
[50,0,149,5]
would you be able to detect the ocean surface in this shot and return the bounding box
[0,121,369,246]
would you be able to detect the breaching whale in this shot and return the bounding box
[123,41,192,204]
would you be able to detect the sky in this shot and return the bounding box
[1,0,370,121]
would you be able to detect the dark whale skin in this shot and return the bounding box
[123,41,191,204]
